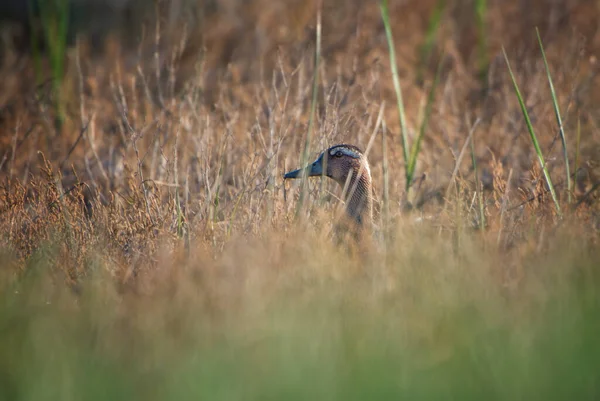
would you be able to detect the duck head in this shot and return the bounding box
[284,144,373,226]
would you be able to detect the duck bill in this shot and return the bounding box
[283,156,323,179]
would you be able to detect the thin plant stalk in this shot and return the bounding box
[536,27,571,203]
[470,128,485,230]
[406,56,443,183]
[575,114,581,179]
[37,0,70,130]
[502,47,562,217]
[296,0,322,218]
[174,127,186,240]
[213,147,225,223]
[418,0,444,83]
[497,168,513,244]
[342,103,385,218]
[381,118,390,238]
[380,0,410,187]
[443,117,481,204]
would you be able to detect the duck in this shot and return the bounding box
[283,144,374,229]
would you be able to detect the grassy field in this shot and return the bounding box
[1,0,599,399]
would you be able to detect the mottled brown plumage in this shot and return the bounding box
[284,144,373,227]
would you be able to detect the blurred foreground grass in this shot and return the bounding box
[1,221,599,400]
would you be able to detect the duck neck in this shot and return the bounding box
[343,170,373,226]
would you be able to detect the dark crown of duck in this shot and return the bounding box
[284,144,373,226]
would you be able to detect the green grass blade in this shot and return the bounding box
[380,0,410,190]
[406,56,443,183]
[36,0,70,130]
[536,27,571,204]
[502,47,562,218]
[418,0,445,84]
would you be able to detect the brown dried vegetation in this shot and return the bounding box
[0,0,598,281]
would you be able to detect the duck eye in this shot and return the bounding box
[335,151,343,158]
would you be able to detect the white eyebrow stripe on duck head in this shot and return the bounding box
[328,146,361,159]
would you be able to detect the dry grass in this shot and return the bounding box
[0,0,599,399]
